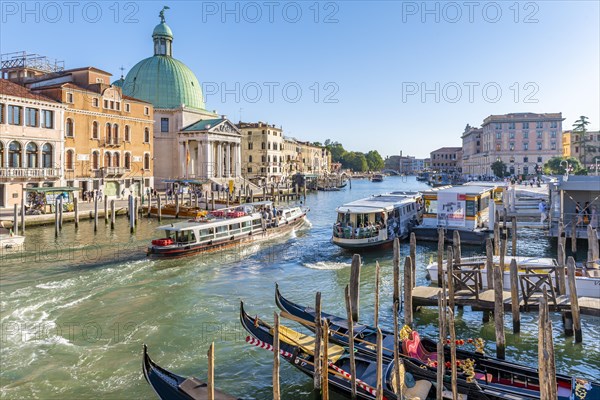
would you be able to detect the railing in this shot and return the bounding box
[100,139,122,147]
[0,167,61,178]
[103,167,125,176]
[332,224,381,239]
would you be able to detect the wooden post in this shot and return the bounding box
[148,193,153,217]
[136,196,141,223]
[437,227,445,287]
[322,320,329,400]
[436,292,445,400]
[110,200,115,229]
[376,328,383,400]
[485,238,494,290]
[493,221,500,256]
[104,195,108,224]
[175,193,180,218]
[93,195,98,232]
[557,243,566,296]
[374,261,380,327]
[20,194,25,234]
[403,256,413,326]
[344,285,357,400]
[393,300,402,400]
[447,246,455,311]
[493,259,506,359]
[314,292,322,391]
[453,230,461,267]
[587,225,595,267]
[226,192,230,208]
[571,217,577,253]
[538,292,557,400]
[511,217,517,256]
[74,196,79,229]
[393,238,400,306]
[273,312,281,400]
[448,308,458,400]
[129,195,135,234]
[567,257,582,342]
[211,193,215,211]
[13,204,19,235]
[410,232,416,288]
[53,200,58,237]
[157,195,162,222]
[349,254,361,322]
[58,196,63,230]
[207,342,215,400]
[509,258,520,333]
[205,191,209,211]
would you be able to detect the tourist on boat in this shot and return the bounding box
[576,202,583,226]
[584,202,591,224]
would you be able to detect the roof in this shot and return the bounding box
[431,147,462,153]
[0,79,58,103]
[62,66,112,76]
[181,118,226,131]
[428,185,492,195]
[337,193,420,213]
[483,112,564,124]
[152,22,173,38]
[24,187,78,192]
[156,214,256,231]
[556,176,600,192]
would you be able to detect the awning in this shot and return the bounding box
[24,187,79,193]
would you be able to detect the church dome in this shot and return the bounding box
[121,10,205,110]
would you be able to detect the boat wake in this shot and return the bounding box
[302,261,348,270]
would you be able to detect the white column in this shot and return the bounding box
[179,142,186,178]
[205,141,212,178]
[225,143,231,178]
[197,141,203,178]
[217,142,223,178]
[235,143,241,177]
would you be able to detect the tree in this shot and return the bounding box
[573,116,591,166]
[490,160,507,178]
[341,151,368,172]
[543,156,585,175]
[365,150,384,171]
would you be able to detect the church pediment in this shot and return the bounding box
[181,118,240,135]
[208,120,240,135]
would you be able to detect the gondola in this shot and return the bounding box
[240,302,482,399]
[142,344,239,400]
[275,285,600,400]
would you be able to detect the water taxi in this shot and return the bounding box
[331,192,422,250]
[147,201,307,258]
[371,174,384,182]
[412,185,495,245]
[426,256,600,299]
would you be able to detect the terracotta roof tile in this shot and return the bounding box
[0,79,58,103]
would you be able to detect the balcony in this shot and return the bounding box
[102,167,125,177]
[0,167,61,179]
[100,139,122,147]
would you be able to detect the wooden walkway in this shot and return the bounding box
[411,286,600,317]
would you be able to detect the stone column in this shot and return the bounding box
[235,143,242,177]
[180,142,186,178]
[225,143,231,178]
[217,142,223,178]
[197,141,203,178]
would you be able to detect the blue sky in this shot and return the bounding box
[2,1,598,158]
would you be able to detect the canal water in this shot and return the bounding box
[1,176,599,399]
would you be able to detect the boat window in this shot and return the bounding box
[466,200,477,217]
[163,230,175,239]
[480,196,489,211]
[425,199,437,214]
[176,230,195,243]
[230,223,241,231]
[199,229,212,242]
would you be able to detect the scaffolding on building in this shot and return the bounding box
[1,51,64,74]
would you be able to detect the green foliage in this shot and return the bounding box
[341,152,369,172]
[322,139,382,172]
[365,150,384,171]
[490,160,507,178]
[543,156,585,175]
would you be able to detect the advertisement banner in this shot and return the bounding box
[437,192,466,227]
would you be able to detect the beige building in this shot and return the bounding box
[0,79,66,208]
[430,147,462,173]
[563,130,600,168]
[238,122,284,184]
[461,125,483,176]
[283,137,330,177]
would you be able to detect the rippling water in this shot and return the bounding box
[1,176,599,399]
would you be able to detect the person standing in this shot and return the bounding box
[539,199,547,224]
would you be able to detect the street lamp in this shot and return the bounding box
[560,160,570,181]
[595,157,600,176]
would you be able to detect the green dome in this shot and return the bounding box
[152,22,173,38]
[122,56,205,110]
[112,77,124,87]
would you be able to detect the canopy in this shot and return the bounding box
[24,187,78,193]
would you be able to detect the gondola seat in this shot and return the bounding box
[273,324,345,363]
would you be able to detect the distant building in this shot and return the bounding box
[563,130,600,168]
[384,154,428,174]
[430,147,462,173]
[461,124,483,176]
[237,121,284,185]
[0,79,66,208]
[283,138,330,176]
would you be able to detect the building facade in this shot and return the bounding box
[238,122,284,184]
[0,79,66,208]
[282,138,330,177]
[23,68,155,198]
[480,113,563,177]
[461,125,483,177]
[563,130,600,168]
[430,147,462,173]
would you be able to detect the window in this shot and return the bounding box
[508,122,515,129]
[113,152,120,167]
[537,157,542,163]
[0,103,4,124]
[575,146,579,153]
[66,149,74,170]
[92,98,99,107]
[551,131,557,138]
[522,122,529,129]
[248,143,253,150]
[523,142,529,151]
[113,124,119,143]
[161,118,169,132]
[551,141,557,150]
[110,101,114,109]
[509,132,515,139]
[496,132,501,140]
[115,102,120,111]
[495,123,502,130]
[247,167,252,173]
[261,142,266,150]
[144,153,150,170]
[537,142,542,150]
[550,121,557,128]
[26,142,38,167]
[8,105,22,125]
[523,157,529,162]
[125,103,130,112]
[67,93,73,103]
[495,143,501,151]
[262,155,266,163]
[42,143,53,168]
[25,108,38,127]
[536,130,542,139]
[0,142,3,166]
[144,128,150,143]
[66,118,74,137]
[106,123,112,143]
[536,121,543,129]
[8,141,22,167]
[249,155,253,162]
[125,125,130,141]
[104,152,111,167]
[92,121,99,139]
[144,107,149,115]
[104,100,109,108]
[41,110,53,128]
[509,142,514,151]
[523,131,529,139]
[124,153,131,169]
[92,151,99,169]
